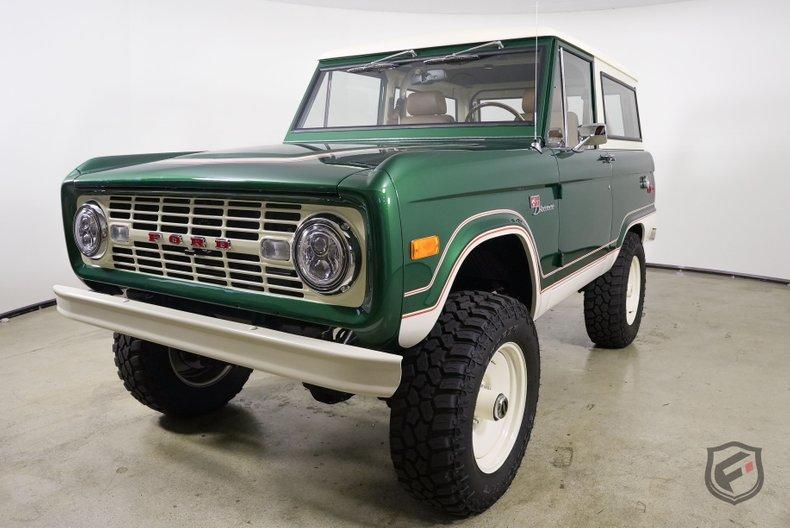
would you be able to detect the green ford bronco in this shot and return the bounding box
[56,29,656,515]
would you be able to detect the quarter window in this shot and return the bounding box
[601,73,642,141]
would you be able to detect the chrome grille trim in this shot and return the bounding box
[78,194,367,307]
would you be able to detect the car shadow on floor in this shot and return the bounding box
[149,381,452,526]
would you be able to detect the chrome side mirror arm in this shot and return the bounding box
[571,123,608,153]
[571,136,591,153]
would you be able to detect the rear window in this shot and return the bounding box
[601,73,642,141]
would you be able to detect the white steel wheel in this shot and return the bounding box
[168,348,232,388]
[625,255,641,325]
[472,341,528,474]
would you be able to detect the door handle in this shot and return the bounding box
[598,154,615,164]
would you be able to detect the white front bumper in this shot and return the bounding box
[53,285,402,397]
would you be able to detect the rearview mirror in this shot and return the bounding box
[411,69,447,85]
[572,123,608,152]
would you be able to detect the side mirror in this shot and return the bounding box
[572,123,608,152]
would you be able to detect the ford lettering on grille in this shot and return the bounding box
[106,195,305,298]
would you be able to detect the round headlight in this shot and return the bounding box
[293,215,358,294]
[73,202,108,259]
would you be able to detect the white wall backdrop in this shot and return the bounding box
[1,0,788,313]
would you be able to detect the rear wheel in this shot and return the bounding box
[113,333,252,416]
[583,231,646,348]
[389,291,540,516]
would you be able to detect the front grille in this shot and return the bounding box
[106,195,306,298]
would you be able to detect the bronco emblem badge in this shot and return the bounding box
[705,442,764,504]
[529,194,555,216]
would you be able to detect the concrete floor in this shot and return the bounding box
[1,269,788,527]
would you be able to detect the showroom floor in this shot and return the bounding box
[1,269,788,527]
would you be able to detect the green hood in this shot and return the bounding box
[71,140,535,196]
[72,143,406,195]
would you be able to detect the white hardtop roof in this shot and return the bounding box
[321,26,637,81]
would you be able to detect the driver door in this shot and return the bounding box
[549,48,613,266]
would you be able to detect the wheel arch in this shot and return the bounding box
[627,222,644,241]
[399,213,541,348]
[617,205,657,246]
[449,234,536,311]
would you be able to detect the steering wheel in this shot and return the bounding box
[465,101,525,122]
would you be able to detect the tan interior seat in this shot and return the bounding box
[400,91,455,124]
[566,111,580,146]
[521,87,536,124]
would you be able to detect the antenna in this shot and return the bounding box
[530,0,542,153]
[534,0,538,141]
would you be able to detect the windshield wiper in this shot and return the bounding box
[347,49,417,73]
[423,40,504,65]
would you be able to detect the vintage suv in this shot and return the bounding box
[55,29,656,515]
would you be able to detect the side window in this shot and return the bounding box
[601,74,642,141]
[561,50,594,147]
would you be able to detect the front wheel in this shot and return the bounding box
[583,231,647,348]
[389,291,540,516]
[113,333,252,417]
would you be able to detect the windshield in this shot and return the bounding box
[295,47,546,131]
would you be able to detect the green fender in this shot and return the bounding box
[398,210,541,348]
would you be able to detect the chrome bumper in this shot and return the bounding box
[53,285,402,397]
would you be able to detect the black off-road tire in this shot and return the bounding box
[389,290,540,516]
[113,333,252,417]
[303,383,354,404]
[583,231,646,348]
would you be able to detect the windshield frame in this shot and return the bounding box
[285,36,556,144]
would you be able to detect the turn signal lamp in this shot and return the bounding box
[411,236,440,260]
[261,238,290,261]
[110,224,130,244]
